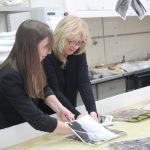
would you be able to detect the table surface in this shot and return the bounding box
[2,100,150,150]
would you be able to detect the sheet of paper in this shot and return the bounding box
[115,0,147,20]
[67,115,119,145]
[131,0,147,20]
[115,0,132,20]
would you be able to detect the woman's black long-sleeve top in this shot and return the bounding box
[43,52,97,117]
[0,64,57,131]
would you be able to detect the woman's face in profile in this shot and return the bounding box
[38,36,51,61]
[64,38,84,56]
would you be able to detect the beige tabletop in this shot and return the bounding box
[2,86,150,150]
[3,102,150,150]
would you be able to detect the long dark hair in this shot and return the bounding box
[0,19,54,99]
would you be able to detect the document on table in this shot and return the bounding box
[66,115,124,145]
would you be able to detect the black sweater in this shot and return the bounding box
[0,64,57,132]
[43,52,97,117]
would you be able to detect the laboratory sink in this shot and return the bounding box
[117,60,150,72]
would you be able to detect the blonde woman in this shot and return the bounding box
[43,16,98,120]
[0,20,74,134]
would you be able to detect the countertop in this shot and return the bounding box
[90,61,150,84]
[1,86,150,150]
[91,74,123,84]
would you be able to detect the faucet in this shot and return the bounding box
[122,55,126,63]
[147,53,150,60]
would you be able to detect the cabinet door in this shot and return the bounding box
[97,78,126,100]
[77,84,97,106]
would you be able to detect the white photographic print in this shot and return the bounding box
[115,0,147,20]
[66,115,125,145]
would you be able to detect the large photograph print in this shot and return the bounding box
[66,115,119,145]
[115,0,147,20]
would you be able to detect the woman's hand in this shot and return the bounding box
[76,112,98,121]
[76,114,84,119]
[53,121,73,134]
[44,95,74,122]
[57,106,75,122]
[90,111,98,122]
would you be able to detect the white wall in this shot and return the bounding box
[104,16,150,64]
[84,16,150,67]
[84,18,105,67]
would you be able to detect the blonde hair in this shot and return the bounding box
[53,15,90,65]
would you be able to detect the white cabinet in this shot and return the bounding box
[64,0,119,18]
[0,0,31,31]
[0,1,31,64]
[63,0,150,18]
[97,78,126,100]
[0,6,30,12]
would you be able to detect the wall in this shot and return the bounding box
[84,18,105,67]
[1,0,150,67]
[84,16,150,67]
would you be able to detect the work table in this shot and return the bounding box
[1,86,150,150]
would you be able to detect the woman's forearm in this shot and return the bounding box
[44,95,64,113]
